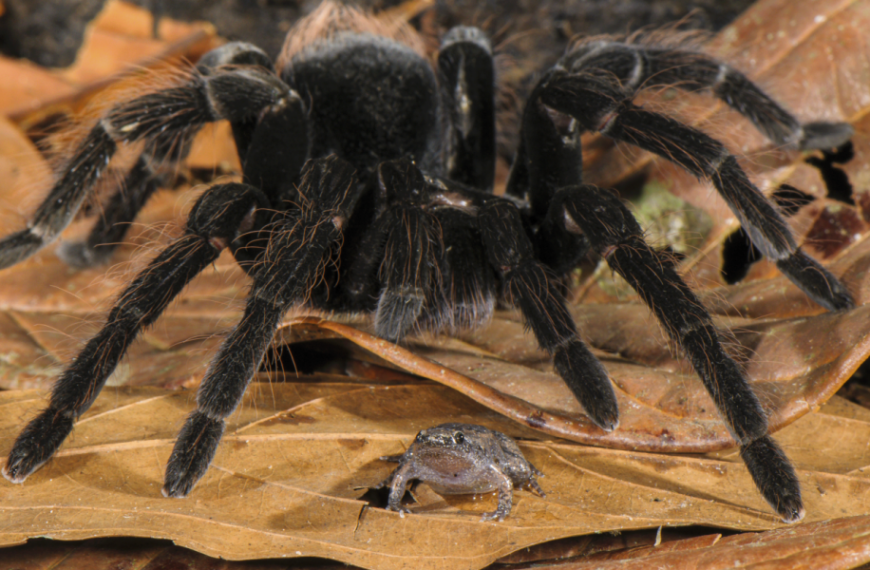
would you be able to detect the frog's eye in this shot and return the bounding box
[453,432,465,444]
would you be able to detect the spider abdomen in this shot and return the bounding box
[284,33,441,173]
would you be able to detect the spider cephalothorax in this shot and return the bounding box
[0,1,855,523]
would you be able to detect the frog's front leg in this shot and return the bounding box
[480,468,514,522]
[526,476,546,499]
[382,461,417,517]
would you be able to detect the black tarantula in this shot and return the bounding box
[1,2,855,523]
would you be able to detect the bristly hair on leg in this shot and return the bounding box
[1,2,854,526]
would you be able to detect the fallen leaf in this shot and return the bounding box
[1,377,870,570]
[0,58,78,121]
[578,0,870,300]
[0,156,248,390]
[0,116,52,230]
[1,0,870,568]
[540,515,870,569]
[0,0,865,477]
[1,0,219,128]
[7,516,870,570]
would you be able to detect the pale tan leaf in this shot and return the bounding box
[1,382,870,570]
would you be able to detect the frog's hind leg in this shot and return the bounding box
[481,471,514,522]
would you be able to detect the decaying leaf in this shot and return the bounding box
[0,2,218,130]
[580,0,870,299]
[1,0,870,568]
[271,280,870,453]
[537,515,870,569]
[2,380,870,570]
[5,515,870,570]
[0,173,248,390]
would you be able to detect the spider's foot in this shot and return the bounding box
[2,408,74,483]
[554,340,619,432]
[776,251,854,312]
[799,122,853,151]
[741,436,804,524]
[162,411,224,498]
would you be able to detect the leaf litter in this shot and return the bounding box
[2,0,870,568]
[3,380,870,570]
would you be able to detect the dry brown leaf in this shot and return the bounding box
[0,538,333,570]
[0,0,219,126]
[2,380,870,570]
[1,0,870,568]
[0,58,78,120]
[0,136,248,389]
[0,0,865,497]
[0,116,52,231]
[547,515,870,569]
[0,255,247,392]
[580,0,870,299]
[6,517,869,570]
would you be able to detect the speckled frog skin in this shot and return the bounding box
[376,423,545,521]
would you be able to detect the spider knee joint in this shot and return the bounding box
[204,69,292,122]
[706,150,730,176]
[441,26,491,52]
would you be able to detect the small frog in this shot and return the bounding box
[375,423,545,521]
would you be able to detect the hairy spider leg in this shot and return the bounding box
[58,152,163,268]
[419,205,496,334]
[227,94,313,274]
[351,63,618,429]
[538,70,854,311]
[373,160,439,342]
[3,42,298,483]
[338,175,497,339]
[477,198,619,432]
[504,59,807,520]
[514,87,803,521]
[550,184,802,522]
[59,43,279,268]
[2,182,267,484]
[559,41,854,150]
[0,42,290,271]
[162,156,364,497]
[438,26,496,191]
[507,92,592,277]
[359,25,496,340]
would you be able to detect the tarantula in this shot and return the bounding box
[1,2,854,524]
